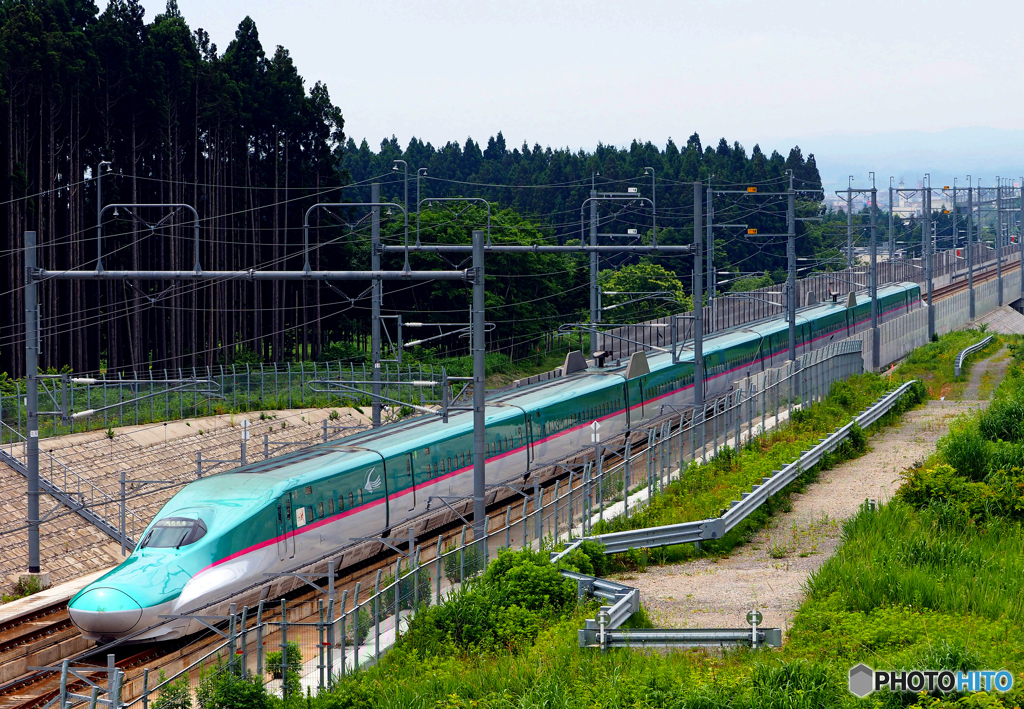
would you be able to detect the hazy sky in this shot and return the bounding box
[165,0,1022,158]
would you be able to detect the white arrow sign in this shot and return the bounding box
[241,419,250,441]
[590,419,601,443]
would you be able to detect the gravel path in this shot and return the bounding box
[627,354,1008,635]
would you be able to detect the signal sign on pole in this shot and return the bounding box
[747,187,758,193]
[747,228,758,235]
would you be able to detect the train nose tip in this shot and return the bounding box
[68,588,143,634]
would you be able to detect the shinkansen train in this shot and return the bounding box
[68,283,920,642]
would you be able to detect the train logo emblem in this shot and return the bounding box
[365,468,383,493]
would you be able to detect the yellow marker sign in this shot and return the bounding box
[747,228,758,235]
[747,187,758,193]
[943,210,950,214]
[944,185,950,190]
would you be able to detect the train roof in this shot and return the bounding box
[173,280,922,498]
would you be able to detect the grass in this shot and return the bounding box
[891,328,1001,399]
[589,373,924,569]
[292,331,1024,708]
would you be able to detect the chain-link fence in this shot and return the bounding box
[101,339,864,708]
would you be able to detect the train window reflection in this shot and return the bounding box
[141,517,207,549]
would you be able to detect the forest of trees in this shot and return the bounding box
[0,0,828,378]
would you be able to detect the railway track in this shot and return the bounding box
[11,261,994,707]
[0,417,661,709]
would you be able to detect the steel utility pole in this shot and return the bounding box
[706,182,714,325]
[888,177,895,262]
[1019,179,1023,283]
[968,183,976,319]
[870,184,881,367]
[847,179,854,269]
[371,183,382,427]
[590,186,598,357]
[787,173,796,361]
[24,231,40,577]
[471,230,486,552]
[693,182,704,407]
[924,180,934,339]
[996,179,1003,306]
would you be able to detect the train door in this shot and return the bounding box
[277,493,297,560]
[406,453,416,511]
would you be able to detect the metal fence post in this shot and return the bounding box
[227,603,237,674]
[280,599,288,701]
[256,600,265,677]
[373,570,382,660]
[338,590,348,678]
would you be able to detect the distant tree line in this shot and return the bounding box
[1,0,825,378]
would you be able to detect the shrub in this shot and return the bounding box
[345,607,371,647]
[381,567,432,615]
[265,641,302,698]
[442,541,484,584]
[150,673,192,709]
[979,395,1024,443]
[196,665,272,709]
[939,419,989,481]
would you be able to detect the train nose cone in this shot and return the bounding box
[68,588,143,634]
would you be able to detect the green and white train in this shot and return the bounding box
[69,283,920,641]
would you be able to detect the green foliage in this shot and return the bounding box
[728,271,775,293]
[938,418,990,481]
[265,642,302,698]
[404,548,576,656]
[442,541,485,584]
[150,672,192,709]
[557,540,608,577]
[381,567,432,615]
[195,665,272,709]
[346,607,371,647]
[2,574,43,603]
[597,261,691,321]
[315,342,367,364]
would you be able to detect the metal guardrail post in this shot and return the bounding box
[954,335,994,378]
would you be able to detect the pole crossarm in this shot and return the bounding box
[98,203,199,272]
[304,201,409,272]
[157,614,233,640]
[33,268,467,281]
[348,536,413,557]
[378,244,693,253]
[425,496,474,527]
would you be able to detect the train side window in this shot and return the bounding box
[407,459,412,478]
[339,496,344,511]
[448,456,453,470]
[359,490,363,505]
[348,492,354,508]
[318,502,324,518]
[286,499,291,518]
[433,462,439,476]
[329,498,335,515]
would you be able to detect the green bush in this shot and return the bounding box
[442,541,484,584]
[150,673,192,709]
[265,641,302,698]
[381,567,432,615]
[404,548,576,656]
[939,418,990,481]
[345,607,371,647]
[196,665,272,709]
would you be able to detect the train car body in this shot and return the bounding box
[69,283,920,642]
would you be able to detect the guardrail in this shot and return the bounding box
[955,335,995,378]
[553,379,920,561]
[562,569,781,650]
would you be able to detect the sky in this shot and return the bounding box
[163,0,1024,186]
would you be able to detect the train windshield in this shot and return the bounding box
[140,517,208,549]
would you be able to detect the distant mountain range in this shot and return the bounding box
[760,127,1024,193]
